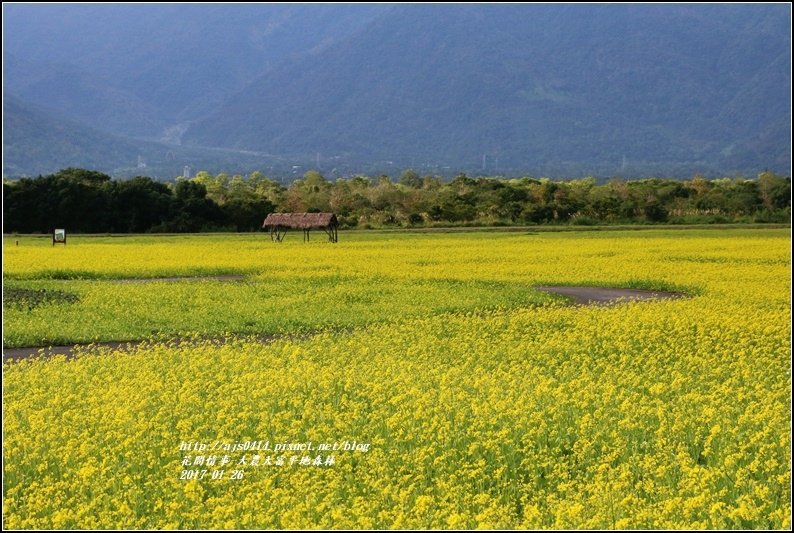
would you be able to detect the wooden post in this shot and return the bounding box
[323,224,337,243]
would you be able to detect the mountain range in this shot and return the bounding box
[3,3,790,178]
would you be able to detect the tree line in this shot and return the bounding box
[3,167,790,233]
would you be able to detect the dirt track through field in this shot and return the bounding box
[534,286,687,306]
[3,286,687,362]
[3,335,285,363]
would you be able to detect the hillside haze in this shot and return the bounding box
[3,3,387,138]
[184,4,791,176]
[3,3,791,178]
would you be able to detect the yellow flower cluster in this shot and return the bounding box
[3,228,791,528]
[4,233,559,347]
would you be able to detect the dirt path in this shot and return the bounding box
[535,286,687,306]
[4,286,687,362]
[3,335,284,363]
[3,341,139,363]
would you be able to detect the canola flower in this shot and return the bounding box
[2,228,791,529]
[2,228,777,346]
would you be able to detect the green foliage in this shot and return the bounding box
[3,168,790,233]
[3,287,80,311]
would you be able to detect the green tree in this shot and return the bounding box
[758,171,791,210]
[399,169,422,188]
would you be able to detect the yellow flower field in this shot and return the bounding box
[3,228,791,529]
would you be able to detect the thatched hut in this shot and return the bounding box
[262,213,339,243]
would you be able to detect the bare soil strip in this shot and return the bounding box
[535,286,688,306]
[3,341,139,363]
[3,334,289,363]
[3,287,687,362]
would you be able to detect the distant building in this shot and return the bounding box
[183,165,191,179]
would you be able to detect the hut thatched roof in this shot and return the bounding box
[262,213,338,229]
